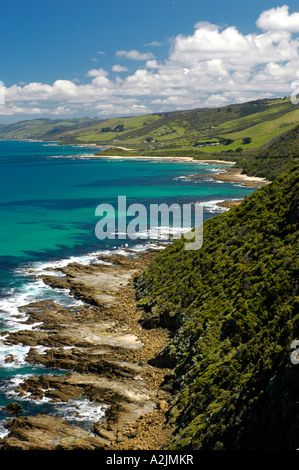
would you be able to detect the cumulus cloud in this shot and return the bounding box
[169,23,297,68]
[112,64,129,72]
[3,5,299,117]
[145,60,159,69]
[0,104,49,115]
[256,5,299,33]
[51,105,72,115]
[86,68,109,77]
[94,98,150,116]
[115,49,155,60]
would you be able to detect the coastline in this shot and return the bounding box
[202,167,270,187]
[0,147,265,450]
[90,152,269,187]
[0,247,174,450]
[91,153,236,164]
[0,139,270,186]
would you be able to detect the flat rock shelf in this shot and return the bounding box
[0,248,173,450]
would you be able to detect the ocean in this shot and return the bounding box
[0,140,256,436]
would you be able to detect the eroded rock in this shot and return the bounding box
[0,414,110,450]
[2,402,22,415]
[0,248,173,450]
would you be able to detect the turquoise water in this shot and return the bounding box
[0,140,256,435]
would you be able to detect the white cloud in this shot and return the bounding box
[86,68,109,77]
[51,105,72,115]
[169,24,297,68]
[3,6,299,118]
[0,104,49,115]
[94,99,151,116]
[145,60,159,69]
[256,5,299,33]
[144,41,163,46]
[112,64,129,72]
[115,49,155,60]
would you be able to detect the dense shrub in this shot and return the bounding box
[136,168,299,449]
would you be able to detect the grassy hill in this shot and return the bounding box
[0,117,104,141]
[135,166,299,450]
[0,97,298,184]
[0,97,298,158]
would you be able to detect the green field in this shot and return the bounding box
[0,96,298,157]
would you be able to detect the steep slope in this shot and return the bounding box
[135,168,299,450]
[235,124,299,180]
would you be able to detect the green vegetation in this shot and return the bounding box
[1,99,297,183]
[0,97,298,157]
[1,96,298,450]
[0,117,104,141]
[96,124,299,183]
[135,167,299,449]
[235,124,299,180]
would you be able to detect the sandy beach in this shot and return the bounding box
[91,153,269,187]
[91,154,236,164]
[92,154,197,162]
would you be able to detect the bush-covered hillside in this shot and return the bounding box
[135,167,299,450]
[235,125,299,181]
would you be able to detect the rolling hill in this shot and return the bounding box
[0,97,298,158]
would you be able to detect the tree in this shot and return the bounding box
[219,137,234,146]
[243,137,252,145]
[114,124,125,132]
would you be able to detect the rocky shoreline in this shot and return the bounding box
[188,167,269,187]
[0,248,174,450]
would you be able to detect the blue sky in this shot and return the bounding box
[1,1,299,122]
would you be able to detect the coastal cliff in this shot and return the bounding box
[135,167,299,450]
[1,167,298,450]
[0,149,298,450]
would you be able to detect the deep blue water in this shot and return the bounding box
[0,140,257,435]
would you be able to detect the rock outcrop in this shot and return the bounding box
[0,248,173,450]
